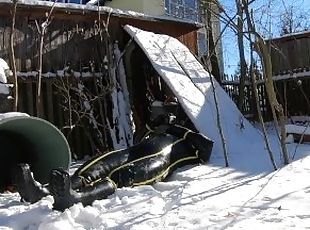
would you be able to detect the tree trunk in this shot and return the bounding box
[235,0,247,112]
[36,27,44,117]
[243,4,277,170]
[205,0,221,82]
[10,0,18,112]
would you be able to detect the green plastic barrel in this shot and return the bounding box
[0,113,71,185]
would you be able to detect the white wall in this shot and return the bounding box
[106,0,165,16]
[142,0,165,16]
[105,0,144,13]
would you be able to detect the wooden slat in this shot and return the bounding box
[25,82,34,116]
[45,80,54,123]
[3,20,10,62]
[0,17,4,51]
[17,81,25,112]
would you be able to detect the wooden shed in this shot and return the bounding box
[0,1,201,157]
[0,1,201,72]
[268,30,310,75]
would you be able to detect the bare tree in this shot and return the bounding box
[279,5,310,35]
[233,0,248,113]
[201,0,222,82]
[54,71,107,156]
[35,2,56,117]
[246,9,277,170]
[242,0,289,165]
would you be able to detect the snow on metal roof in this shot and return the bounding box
[266,30,310,41]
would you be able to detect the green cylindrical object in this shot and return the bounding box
[0,113,71,185]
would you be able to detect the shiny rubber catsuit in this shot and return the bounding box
[14,124,213,211]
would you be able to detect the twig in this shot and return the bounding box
[209,74,229,166]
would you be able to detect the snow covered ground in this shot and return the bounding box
[0,127,309,229]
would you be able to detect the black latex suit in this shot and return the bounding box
[13,119,213,211]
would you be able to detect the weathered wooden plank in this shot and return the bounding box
[297,38,306,68]
[306,38,310,67]
[0,15,115,73]
[0,18,4,51]
[25,81,34,116]
[75,127,83,159]
[281,41,291,71]
[55,82,65,130]
[45,80,54,123]
[3,19,10,62]
[270,41,282,74]
[17,81,25,112]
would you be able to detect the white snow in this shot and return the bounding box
[17,71,101,78]
[268,29,310,41]
[0,27,310,230]
[272,71,310,82]
[0,112,30,121]
[0,58,11,95]
[222,70,310,85]
[107,43,134,150]
[286,124,310,135]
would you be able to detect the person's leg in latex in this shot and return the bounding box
[12,163,49,203]
[49,169,116,211]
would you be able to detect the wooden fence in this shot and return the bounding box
[222,75,310,121]
[16,74,110,159]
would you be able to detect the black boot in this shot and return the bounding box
[76,178,116,207]
[49,169,116,211]
[49,169,76,211]
[12,163,49,203]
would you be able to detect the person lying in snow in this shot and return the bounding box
[12,114,213,211]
